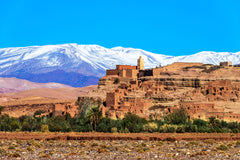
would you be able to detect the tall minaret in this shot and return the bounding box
[137,56,144,70]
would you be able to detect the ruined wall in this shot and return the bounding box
[202,80,240,102]
[167,101,240,122]
[126,69,139,78]
[152,67,165,77]
[163,62,203,71]
[106,69,119,76]
[1,102,78,118]
[220,62,232,67]
[119,70,126,77]
[116,65,137,70]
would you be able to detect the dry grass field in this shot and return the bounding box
[0,132,240,159]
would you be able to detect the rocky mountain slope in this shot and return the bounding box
[0,77,72,93]
[1,43,240,87]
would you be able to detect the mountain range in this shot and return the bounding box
[1,43,240,87]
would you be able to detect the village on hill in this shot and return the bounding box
[2,56,240,123]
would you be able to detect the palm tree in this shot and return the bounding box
[86,107,102,131]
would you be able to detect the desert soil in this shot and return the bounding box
[0,132,240,159]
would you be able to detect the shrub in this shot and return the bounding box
[232,128,239,133]
[41,124,49,132]
[236,141,240,145]
[9,119,20,131]
[34,110,46,117]
[114,78,120,84]
[12,152,20,157]
[122,113,147,133]
[143,122,158,133]
[111,127,118,133]
[193,119,207,127]
[207,117,222,129]
[176,125,185,133]
[204,139,215,144]
[164,107,189,125]
[216,144,229,151]
[159,124,177,133]
[227,122,239,130]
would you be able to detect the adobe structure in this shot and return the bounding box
[0,99,79,118]
[80,57,240,122]
[2,57,240,123]
[106,56,144,78]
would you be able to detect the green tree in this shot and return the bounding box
[121,112,148,133]
[86,107,102,131]
[207,117,222,129]
[164,107,189,125]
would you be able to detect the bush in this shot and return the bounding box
[232,128,239,133]
[227,122,239,130]
[176,125,185,133]
[111,127,118,133]
[193,119,207,127]
[143,122,158,133]
[48,116,72,132]
[9,118,20,131]
[197,126,210,133]
[34,110,46,116]
[41,124,49,132]
[216,144,229,151]
[122,113,147,133]
[159,124,177,133]
[185,123,197,132]
[114,78,120,84]
[164,107,189,125]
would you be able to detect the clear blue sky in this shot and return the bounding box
[0,0,240,56]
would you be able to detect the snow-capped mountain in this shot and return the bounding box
[0,43,240,87]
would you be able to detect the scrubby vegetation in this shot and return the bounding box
[0,106,240,133]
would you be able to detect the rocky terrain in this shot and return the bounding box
[78,61,240,122]
[0,133,240,159]
[0,85,97,117]
[0,77,72,93]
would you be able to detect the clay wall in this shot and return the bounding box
[126,69,139,78]
[139,69,153,77]
[119,70,126,77]
[207,112,240,122]
[220,62,232,67]
[1,102,78,118]
[106,69,119,76]
[202,80,240,102]
[116,65,137,70]
[163,62,203,71]
[2,104,54,118]
[106,92,118,108]
[152,67,165,76]
[169,101,240,122]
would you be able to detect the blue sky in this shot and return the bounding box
[0,0,240,56]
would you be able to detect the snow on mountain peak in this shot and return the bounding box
[1,43,240,79]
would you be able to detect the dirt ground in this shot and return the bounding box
[0,132,240,159]
[0,132,240,141]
